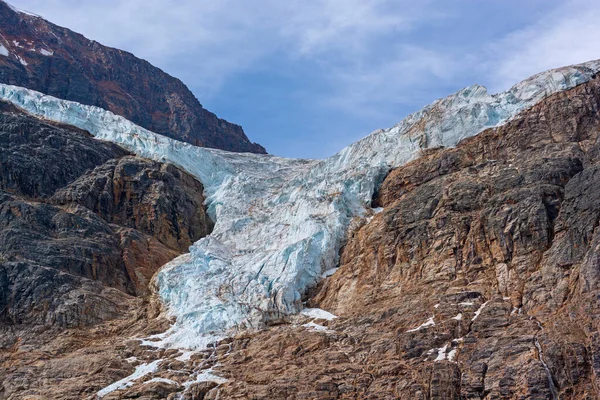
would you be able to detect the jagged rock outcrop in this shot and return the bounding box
[0,0,265,154]
[0,100,212,338]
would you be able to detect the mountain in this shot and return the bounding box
[0,0,266,154]
[2,59,600,399]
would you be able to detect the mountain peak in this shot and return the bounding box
[0,1,266,154]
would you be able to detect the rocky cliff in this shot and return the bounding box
[3,62,600,399]
[201,71,600,399]
[0,0,265,154]
[0,100,213,399]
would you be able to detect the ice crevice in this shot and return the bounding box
[1,61,599,350]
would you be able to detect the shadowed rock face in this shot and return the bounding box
[0,101,212,334]
[0,1,266,154]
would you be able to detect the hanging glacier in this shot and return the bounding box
[1,60,599,349]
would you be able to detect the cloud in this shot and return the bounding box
[10,0,442,102]
[486,0,600,92]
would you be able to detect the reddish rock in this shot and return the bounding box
[0,1,266,154]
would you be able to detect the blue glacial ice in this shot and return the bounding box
[1,60,599,349]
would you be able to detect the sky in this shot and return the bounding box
[10,0,600,159]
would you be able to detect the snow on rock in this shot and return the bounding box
[434,344,449,362]
[302,321,335,333]
[39,48,53,56]
[17,55,27,66]
[0,45,8,57]
[301,308,338,321]
[145,377,178,386]
[407,316,435,332]
[471,301,490,322]
[1,60,599,350]
[183,369,229,387]
[447,348,457,362]
[175,351,196,362]
[452,313,463,321]
[97,359,162,398]
[322,267,339,277]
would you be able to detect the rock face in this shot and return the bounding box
[0,0,266,154]
[0,100,212,336]
[156,73,600,399]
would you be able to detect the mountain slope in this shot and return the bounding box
[2,60,600,399]
[0,99,212,340]
[0,0,266,154]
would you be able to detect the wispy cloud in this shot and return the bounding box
[11,0,440,101]
[485,0,600,92]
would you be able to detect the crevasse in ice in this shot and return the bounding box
[1,60,599,349]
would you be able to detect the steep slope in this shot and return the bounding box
[89,65,600,400]
[0,0,265,154]
[0,99,212,341]
[1,61,598,352]
[1,61,600,399]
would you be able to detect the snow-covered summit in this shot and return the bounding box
[1,60,599,349]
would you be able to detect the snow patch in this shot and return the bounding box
[17,56,27,66]
[301,308,337,321]
[183,369,228,387]
[39,48,53,56]
[0,45,8,57]
[145,377,178,386]
[407,316,435,332]
[302,321,334,333]
[452,313,463,321]
[97,359,162,398]
[447,348,457,362]
[434,344,448,361]
[471,301,489,322]
[175,351,196,362]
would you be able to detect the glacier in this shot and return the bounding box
[1,60,599,349]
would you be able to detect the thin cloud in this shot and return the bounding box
[487,0,600,92]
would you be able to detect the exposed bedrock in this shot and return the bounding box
[196,74,600,399]
[0,100,212,335]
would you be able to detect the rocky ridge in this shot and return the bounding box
[0,100,213,399]
[0,0,265,154]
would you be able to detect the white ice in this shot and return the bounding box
[1,60,599,350]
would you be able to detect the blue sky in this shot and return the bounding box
[11,0,600,158]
